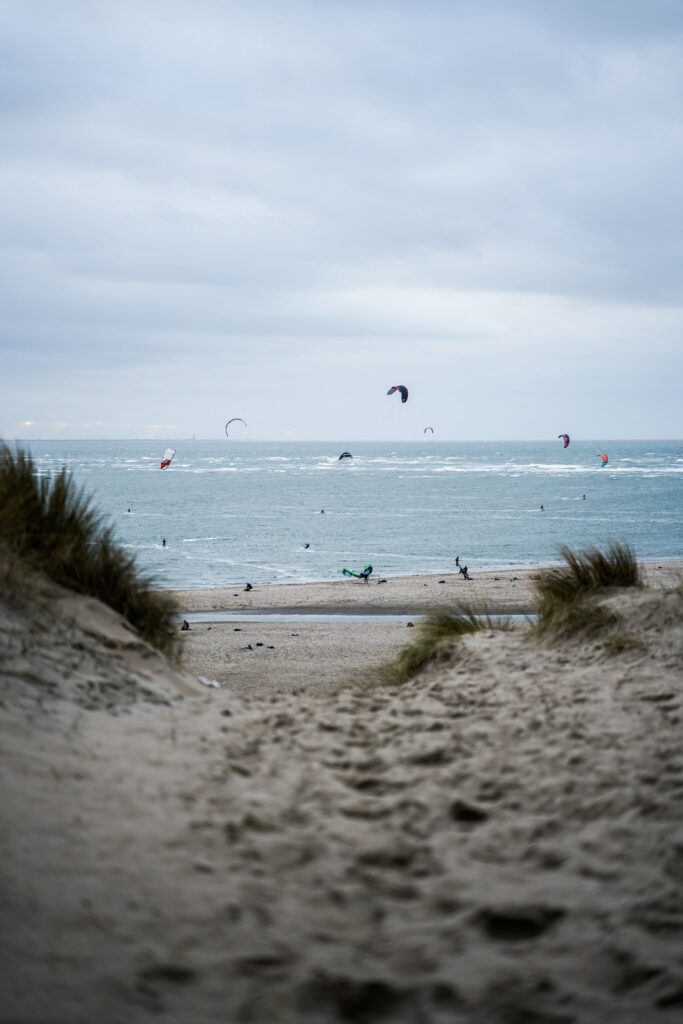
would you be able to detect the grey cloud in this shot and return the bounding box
[1,1,682,438]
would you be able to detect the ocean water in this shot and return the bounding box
[18,440,683,589]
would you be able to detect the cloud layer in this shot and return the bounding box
[1,1,682,439]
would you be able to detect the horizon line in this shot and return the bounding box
[5,437,682,444]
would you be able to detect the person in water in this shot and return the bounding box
[304,542,310,549]
[540,505,544,511]
[162,538,166,547]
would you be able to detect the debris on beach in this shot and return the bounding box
[197,676,220,688]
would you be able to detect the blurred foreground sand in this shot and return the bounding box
[1,560,682,1023]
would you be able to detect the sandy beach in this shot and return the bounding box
[173,562,683,696]
[2,557,683,1022]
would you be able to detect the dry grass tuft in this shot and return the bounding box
[378,605,511,684]
[0,444,179,658]
[534,543,640,639]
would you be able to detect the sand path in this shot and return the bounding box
[2,562,682,1022]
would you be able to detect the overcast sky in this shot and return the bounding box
[1,0,682,441]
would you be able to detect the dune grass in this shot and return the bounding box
[534,542,640,638]
[0,444,179,658]
[379,605,511,684]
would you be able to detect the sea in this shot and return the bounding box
[16,440,683,589]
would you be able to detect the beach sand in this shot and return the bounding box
[2,558,683,1022]
[174,562,682,696]
[173,561,682,615]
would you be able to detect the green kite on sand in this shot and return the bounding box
[341,564,373,582]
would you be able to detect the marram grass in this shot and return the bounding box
[533,542,640,639]
[379,605,511,684]
[0,444,179,658]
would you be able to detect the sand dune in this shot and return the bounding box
[1,558,682,1023]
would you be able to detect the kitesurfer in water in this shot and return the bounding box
[304,542,310,549]
[162,538,166,548]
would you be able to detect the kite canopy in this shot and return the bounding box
[338,451,353,460]
[225,418,247,437]
[341,564,373,579]
[423,426,434,434]
[387,385,409,403]
[160,447,176,470]
[558,433,570,449]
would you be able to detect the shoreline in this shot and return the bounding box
[165,553,683,593]
[169,560,683,617]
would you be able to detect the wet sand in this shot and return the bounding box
[172,561,682,616]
